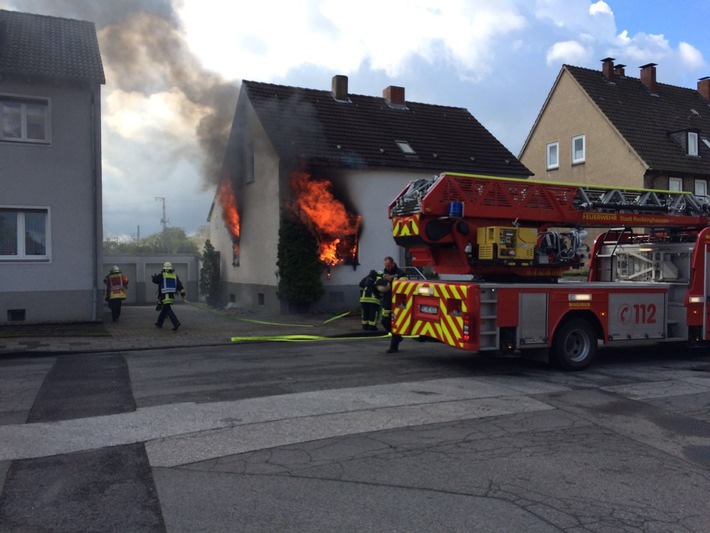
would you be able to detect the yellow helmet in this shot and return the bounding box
[163,261,173,271]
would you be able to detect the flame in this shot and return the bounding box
[291,171,361,266]
[217,179,240,256]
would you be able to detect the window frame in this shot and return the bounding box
[571,134,586,164]
[0,207,51,261]
[668,177,683,192]
[688,131,699,156]
[695,179,707,197]
[546,141,559,170]
[0,94,51,144]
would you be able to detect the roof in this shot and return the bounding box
[240,79,530,177]
[0,9,105,84]
[566,64,710,177]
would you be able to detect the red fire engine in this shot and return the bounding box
[389,172,710,370]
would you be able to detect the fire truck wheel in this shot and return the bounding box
[552,318,597,371]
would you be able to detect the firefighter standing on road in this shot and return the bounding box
[380,256,407,353]
[152,261,186,331]
[104,266,129,322]
[359,269,382,331]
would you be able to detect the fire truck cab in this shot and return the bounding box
[388,173,710,370]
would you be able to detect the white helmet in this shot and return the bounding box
[110,265,120,274]
[163,261,173,271]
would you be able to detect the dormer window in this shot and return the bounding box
[688,131,699,156]
[395,140,415,155]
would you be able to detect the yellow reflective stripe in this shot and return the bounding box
[392,215,420,237]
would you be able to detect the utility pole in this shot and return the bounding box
[155,197,169,231]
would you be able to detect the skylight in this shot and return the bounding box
[395,140,415,155]
[703,137,710,150]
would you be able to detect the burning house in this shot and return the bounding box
[208,75,530,314]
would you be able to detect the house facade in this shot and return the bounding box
[0,10,105,324]
[209,76,530,314]
[520,58,710,196]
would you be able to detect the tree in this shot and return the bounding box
[277,211,324,309]
[103,227,199,254]
[199,239,221,306]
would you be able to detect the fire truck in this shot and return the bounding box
[388,172,710,370]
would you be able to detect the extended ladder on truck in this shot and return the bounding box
[387,172,710,370]
[389,173,710,279]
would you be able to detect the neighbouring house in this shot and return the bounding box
[0,10,105,324]
[519,58,710,197]
[208,75,530,314]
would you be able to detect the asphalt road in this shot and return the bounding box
[1,339,710,532]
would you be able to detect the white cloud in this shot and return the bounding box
[546,40,590,65]
[589,1,612,16]
[678,41,706,70]
[176,0,526,81]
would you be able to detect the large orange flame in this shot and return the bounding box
[291,171,361,266]
[217,179,240,256]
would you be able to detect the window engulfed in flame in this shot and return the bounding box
[290,171,361,266]
[217,179,240,258]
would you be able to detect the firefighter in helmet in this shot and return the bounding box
[381,256,407,353]
[152,261,186,331]
[104,265,129,321]
[359,269,382,331]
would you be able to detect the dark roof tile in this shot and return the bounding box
[566,64,710,177]
[242,80,530,176]
[0,9,104,83]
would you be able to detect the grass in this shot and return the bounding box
[0,322,110,338]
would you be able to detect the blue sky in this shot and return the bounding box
[3,0,710,239]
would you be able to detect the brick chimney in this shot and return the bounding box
[332,75,348,101]
[614,64,626,77]
[640,63,658,93]
[383,85,405,106]
[601,57,615,81]
[698,77,710,101]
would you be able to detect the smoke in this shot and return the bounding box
[5,0,237,187]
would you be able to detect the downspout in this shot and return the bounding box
[90,86,101,321]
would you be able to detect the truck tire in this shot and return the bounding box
[552,318,597,371]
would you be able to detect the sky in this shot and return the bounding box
[3,0,710,240]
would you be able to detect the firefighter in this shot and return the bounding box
[380,256,407,353]
[104,265,129,322]
[359,269,382,331]
[152,261,186,331]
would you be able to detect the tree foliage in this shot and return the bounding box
[199,239,221,305]
[104,227,199,255]
[277,211,324,307]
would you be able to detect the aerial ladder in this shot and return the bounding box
[387,173,710,369]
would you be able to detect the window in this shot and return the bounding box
[571,135,585,164]
[688,131,699,156]
[0,208,49,260]
[546,142,559,170]
[695,179,707,197]
[395,140,416,155]
[668,177,683,192]
[0,97,50,143]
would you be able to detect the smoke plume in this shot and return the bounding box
[9,0,237,187]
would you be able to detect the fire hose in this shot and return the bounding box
[181,298,399,343]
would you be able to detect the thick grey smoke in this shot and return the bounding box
[6,0,237,187]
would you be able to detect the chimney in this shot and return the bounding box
[698,77,710,101]
[614,64,626,77]
[332,75,348,101]
[383,85,405,106]
[601,57,615,81]
[640,63,658,93]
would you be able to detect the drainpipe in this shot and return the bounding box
[90,86,101,321]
